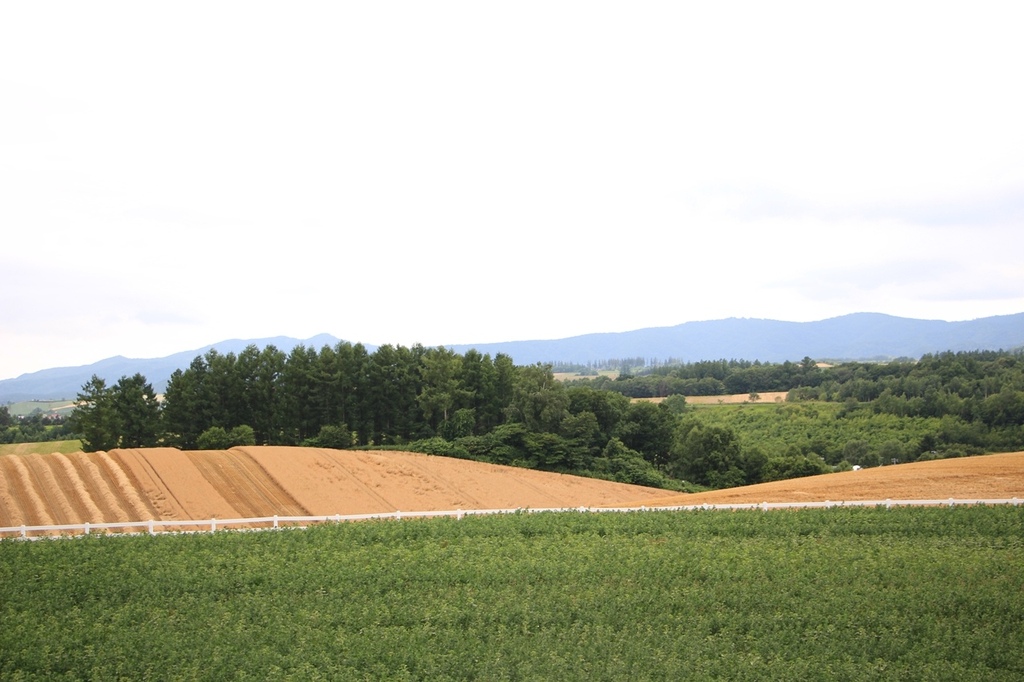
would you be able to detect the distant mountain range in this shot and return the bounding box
[3,313,1023,403]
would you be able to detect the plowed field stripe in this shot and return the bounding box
[0,457,24,527]
[42,453,95,522]
[395,454,486,508]
[92,451,159,521]
[184,451,308,518]
[20,454,77,525]
[71,453,130,522]
[54,453,108,522]
[5,456,54,526]
[184,451,256,518]
[106,450,178,520]
[233,450,310,516]
[322,450,396,510]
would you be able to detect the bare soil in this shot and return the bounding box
[2,448,1021,534]
[635,392,790,405]
[631,451,1024,507]
[0,447,669,533]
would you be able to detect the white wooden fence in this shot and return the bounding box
[1,498,1020,539]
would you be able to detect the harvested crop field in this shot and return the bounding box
[0,447,669,532]
[631,451,1024,507]
[2,448,1022,534]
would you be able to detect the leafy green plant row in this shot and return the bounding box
[3,507,1022,680]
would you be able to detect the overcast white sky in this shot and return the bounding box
[2,1,1023,380]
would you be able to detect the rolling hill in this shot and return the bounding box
[2,447,1021,536]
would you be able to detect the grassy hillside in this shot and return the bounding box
[0,440,82,457]
[2,507,1022,679]
[5,400,77,417]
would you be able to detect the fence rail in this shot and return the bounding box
[1,498,1021,539]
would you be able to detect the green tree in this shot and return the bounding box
[594,437,671,488]
[506,364,568,433]
[670,422,746,488]
[204,349,243,428]
[196,426,231,450]
[418,347,468,434]
[565,386,629,443]
[278,344,320,444]
[236,345,286,444]
[559,410,603,463]
[615,401,676,468]
[70,376,119,452]
[367,344,424,443]
[70,373,161,451]
[196,424,255,450]
[460,349,503,433]
[111,373,162,448]
[162,357,213,449]
[440,408,476,441]
[334,343,373,444]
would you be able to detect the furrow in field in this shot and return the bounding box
[244,447,396,515]
[57,453,116,523]
[109,449,191,520]
[0,456,29,527]
[95,451,161,521]
[228,450,309,516]
[45,453,101,523]
[2,456,53,527]
[402,456,488,508]
[18,454,75,525]
[133,449,239,521]
[375,450,649,510]
[360,451,491,510]
[184,450,279,519]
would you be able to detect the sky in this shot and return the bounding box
[2,1,1023,381]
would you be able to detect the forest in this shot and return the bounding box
[64,344,1024,490]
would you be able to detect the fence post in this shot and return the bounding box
[949,498,955,507]
[396,510,402,520]
[148,519,155,535]
[457,509,463,520]
[273,515,279,529]
[84,522,90,536]
[211,518,217,532]
[885,499,892,510]
[20,525,26,538]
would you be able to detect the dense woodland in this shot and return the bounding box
[63,344,1024,490]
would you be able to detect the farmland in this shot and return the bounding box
[2,506,1023,679]
[3,447,1024,535]
[2,447,1023,678]
[0,447,671,533]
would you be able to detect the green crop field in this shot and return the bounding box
[5,401,77,418]
[0,440,82,457]
[2,507,1023,680]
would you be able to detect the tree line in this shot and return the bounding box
[577,350,1024,427]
